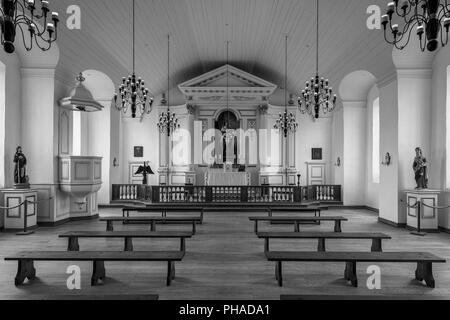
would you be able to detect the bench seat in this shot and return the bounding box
[5,251,185,287]
[265,251,446,288]
[59,231,193,252]
[249,216,348,233]
[123,206,204,224]
[257,232,392,252]
[100,216,201,234]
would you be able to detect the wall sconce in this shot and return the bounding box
[113,158,119,167]
[334,157,341,167]
[382,153,392,166]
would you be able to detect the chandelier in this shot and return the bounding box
[381,0,450,52]
[298,0,337,120]
[274,35,299,138]
[158,34,180,136]
[114,0,153,120]
[221,40,236,144]
[1,0,59,54]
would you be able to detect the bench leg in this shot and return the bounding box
[318,239,326,252]
[150,221,156,232]
[192,221,197,235]
[91,261,106,286]
[345,262,358,287]
[254,221,259,234]
[416,262,435,288]
[124,237,133,252]
[334,221,342,233]
[371,239,383,252]
[106,221,114,232]
[167,261,175,286]
[68,237,80,252]
[14,260,36,286]
[294,222,300,233]
[264,238,270,253]
[276,261,283,287]
[180,238,186,252]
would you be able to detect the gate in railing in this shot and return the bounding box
[112,184,342,204]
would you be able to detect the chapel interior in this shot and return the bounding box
[0,0,450,301]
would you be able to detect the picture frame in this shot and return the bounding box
[312,148,323,160]
[134,146,144,158]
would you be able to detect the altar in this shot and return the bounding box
[205,170,250,186]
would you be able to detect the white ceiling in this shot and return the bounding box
[51,0,394,98]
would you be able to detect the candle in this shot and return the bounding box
[52,12,59,22]
[47,23,55,33]
[41,1,49,11]
[387,2,395,13]
[417,25,424,35]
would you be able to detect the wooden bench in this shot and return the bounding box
[249,216,348,233]
[100,216,201,234]
[59,231,193,252]
[257,232,392,252]
[280,295,449,300]
[265,251,446,288]
[5,251,185,286]
[268,206,323,217]
[123,206,204,224]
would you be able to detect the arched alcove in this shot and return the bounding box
[78,69,116,205]
[339,70,377,102]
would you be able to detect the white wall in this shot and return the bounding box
[331,108,344,186]
[295,114,332,186]
[121,111,160,186]
[430,46,450,230]
[365,85,380,210]
[379,77,400,224]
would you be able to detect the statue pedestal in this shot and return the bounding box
[405,189,441,233]
[0,189,38,232]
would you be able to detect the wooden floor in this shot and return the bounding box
[1,208,450,300]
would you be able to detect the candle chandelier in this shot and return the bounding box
[221,40,236,144]
[114,0,153,120]
[274,35,299,138]
[381,0,450,52]
[298,0,337,120]
[158,34,180,137]
[1,0,59,54]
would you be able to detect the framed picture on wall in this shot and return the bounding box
[134,146,144,158]
[312,148,323,160]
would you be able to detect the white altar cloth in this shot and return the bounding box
[206,172,249,186]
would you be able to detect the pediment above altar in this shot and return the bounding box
[178,65,277,103]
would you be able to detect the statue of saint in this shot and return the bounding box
[14,146,29,187]
[135,162,154,185]
[413,147,428,190]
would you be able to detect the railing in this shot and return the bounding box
[111,184,342,204]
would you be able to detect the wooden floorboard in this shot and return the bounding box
[0,208,449,300]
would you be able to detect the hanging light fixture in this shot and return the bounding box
[114,0,153,120]
[157,34,180,137]
[221,39,236,144]
[274,34,299,138]
[298,0,337,120]
[1,0,59,54]
[381,0,450,52]
[59,73,104,112]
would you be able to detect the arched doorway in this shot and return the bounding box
[215,110,239,165]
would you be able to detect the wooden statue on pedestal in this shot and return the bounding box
[413,147,428,190]
[14,146,30,189]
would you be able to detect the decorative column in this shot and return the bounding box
[258,104,270,185]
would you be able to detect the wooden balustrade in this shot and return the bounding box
[112,184,342,204]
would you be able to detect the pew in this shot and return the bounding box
[100,216,202,234]
[257,232,392,252]
[5,251,185,286]
[249,216,348,233]
[123,206,204,224]
[265,251,446,288]
[59,231,193,252]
